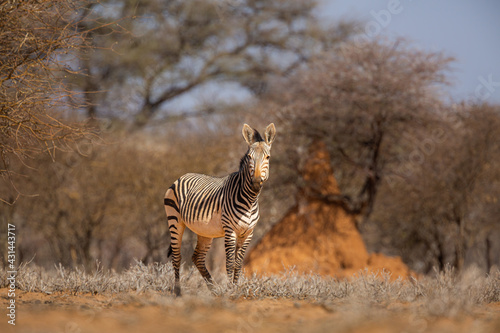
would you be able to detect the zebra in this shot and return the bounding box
[164,123,276,296]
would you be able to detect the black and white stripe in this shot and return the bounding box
[164,123,276,296]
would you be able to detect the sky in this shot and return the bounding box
[317,0,500,104]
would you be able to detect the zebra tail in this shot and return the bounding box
[167,244,173,258]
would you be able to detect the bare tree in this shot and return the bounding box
[0,0,97,203]
[75,0,355,127]
[264,38,453,225]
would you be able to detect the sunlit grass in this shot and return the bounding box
[2,261,498,316]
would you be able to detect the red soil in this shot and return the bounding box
[245,142,413,280]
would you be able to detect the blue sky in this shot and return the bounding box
[317,0,500,104]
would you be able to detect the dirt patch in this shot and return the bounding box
[245,142,414,280]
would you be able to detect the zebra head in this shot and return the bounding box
[242,123,276,192]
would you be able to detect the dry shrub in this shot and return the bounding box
[0,126,244,272]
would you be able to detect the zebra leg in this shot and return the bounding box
[192,235,214,288]
[233,231,253,284]
[165,189,185,297]
[168,221,185,296]
[223,228,237,283]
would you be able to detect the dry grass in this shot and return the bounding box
[2,262,499,310]
[1,262,499,333]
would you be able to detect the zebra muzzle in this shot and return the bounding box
[252,177,263,192]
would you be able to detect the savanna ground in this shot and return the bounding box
[1,263,499,333]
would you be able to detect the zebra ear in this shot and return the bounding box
[242,124,256,146]
[264,123,276,146]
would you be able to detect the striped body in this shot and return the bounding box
[168,171,260,238]
[164,123,276,296]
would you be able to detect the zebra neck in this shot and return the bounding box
[235,168,260,205]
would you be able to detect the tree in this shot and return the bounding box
[0,0,96,203]
[375,103,500,273]
[264,38,453,225]
[76,0,355,127]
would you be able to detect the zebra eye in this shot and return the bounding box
[266,155,270,160]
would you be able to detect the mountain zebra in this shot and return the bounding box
[164,123,276,296]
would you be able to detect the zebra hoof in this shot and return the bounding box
[208,281,219,292]
[206,283,218,296]
[174,285,182,297]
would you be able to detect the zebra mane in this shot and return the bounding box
[239,152,249,171]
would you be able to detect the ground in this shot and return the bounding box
[1,287,499,333]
